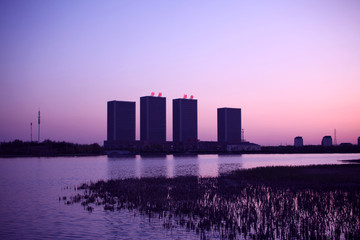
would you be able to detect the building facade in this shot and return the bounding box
[140,96,166,142]
[107,101,135,142]
[173,98,198,143]
[217,108,242,143]
[294,136,303,147]
[321,136,333,147]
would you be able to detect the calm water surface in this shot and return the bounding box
[0,153,359,239]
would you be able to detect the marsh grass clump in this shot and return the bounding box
[65,164,360,239]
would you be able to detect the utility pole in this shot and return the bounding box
[38,110,40,143]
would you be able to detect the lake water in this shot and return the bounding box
[1,153,360,239]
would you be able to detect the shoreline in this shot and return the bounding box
[2,152,360,158]
[1,140,360,157]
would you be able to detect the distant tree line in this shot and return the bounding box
[261,144,360,154]
[1,140,359,157]
[0,140,104,157]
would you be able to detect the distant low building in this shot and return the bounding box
[226,142,261,152]
[358,137,360,146]
[321,136,333,147]
[340,143,352,147]
[294,136,303,147]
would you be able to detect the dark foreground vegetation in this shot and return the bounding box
[65,164,360,239]
[0,140,104,157]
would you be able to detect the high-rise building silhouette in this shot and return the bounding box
[140,95,166,142]
[217,108,242,143]
[107,101,135,142]
[173,98,198,143]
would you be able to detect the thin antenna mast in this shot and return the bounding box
[38,110,40,143]
[334,129,337,146]
[30,122,32,142]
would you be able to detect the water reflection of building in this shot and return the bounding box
[173,98,198,143]
[106,155,137,179]
[107,101,135,142]
[198,155,219,177]
[217,108,242,143]
[294,136,303,147]
[166,156,175,178]
[136,155,168,178]
[140,95,166,143]
[322,136,333,146]
[173,155,199,176]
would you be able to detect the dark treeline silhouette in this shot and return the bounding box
[106,142,360,155]
[0,140,104,157]
[2,140,359,157]
[65,164,360,239]
[261,144,360,154]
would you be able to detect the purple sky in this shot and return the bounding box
[1,0,359,146]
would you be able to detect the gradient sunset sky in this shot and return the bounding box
[1,0,359,146]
